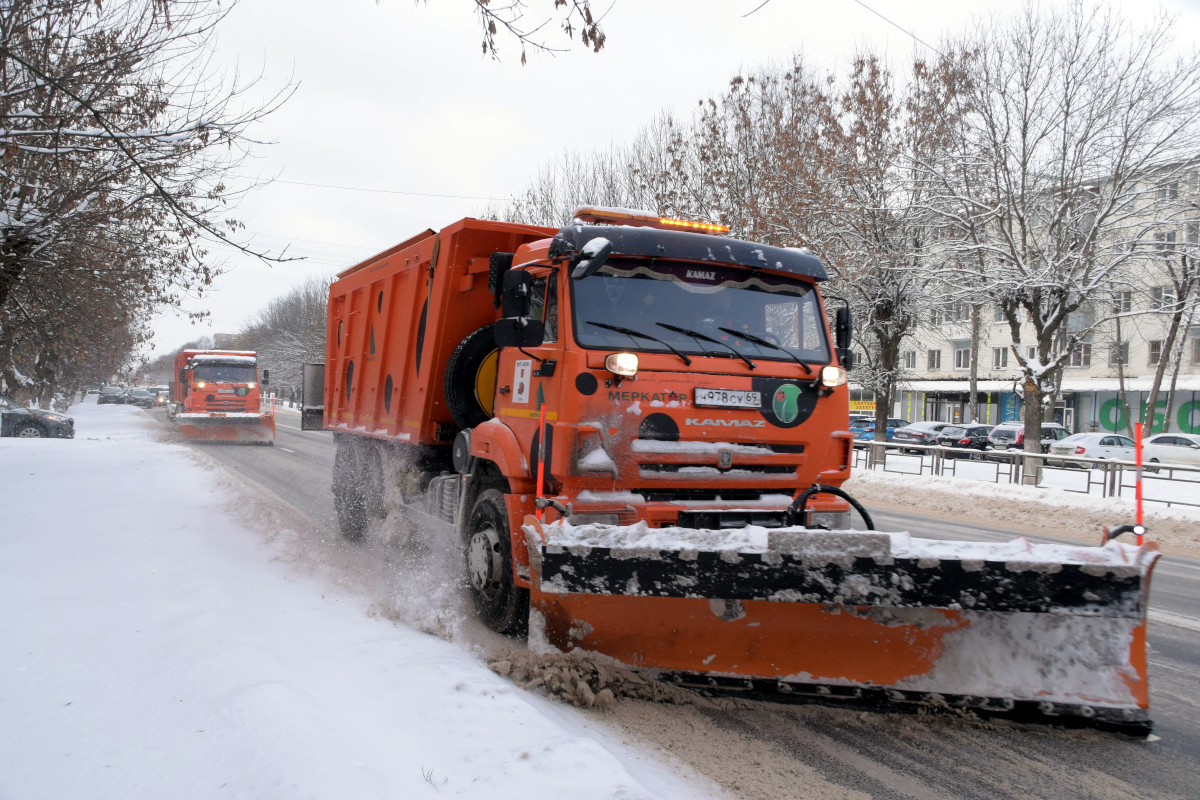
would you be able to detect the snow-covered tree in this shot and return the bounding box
[0,0,290,399]
[924,2,1200,464]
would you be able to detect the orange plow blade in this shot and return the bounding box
[524,520,1159,735]
[176,411,276,443]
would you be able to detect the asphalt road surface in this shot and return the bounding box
[164,409,1200,800]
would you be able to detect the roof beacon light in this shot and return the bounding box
[572,206,729,235]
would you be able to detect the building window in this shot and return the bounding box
[992,347,1008,369]
[1027,346,1037,360]
[1070,343,1092,367]
[927,349,942,370]
[994,305,1005,323]
[1111,290,1132,313]
[1187,221,1199,245]
[903,350,917,369]
[1109,342,1130,366]
[1193,337,1200,364]
[954,346,971,370]
[1149,340,1163,366]
[1157,181,1179,203]
[1155,231,1177,251]
[1150,286,1176,311]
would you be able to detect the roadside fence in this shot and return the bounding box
[851,441,1200,510]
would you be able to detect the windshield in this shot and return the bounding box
[570,259,830,363]
[193,364,257,383]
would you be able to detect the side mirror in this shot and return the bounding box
[261,369,270,387]
[501,270,533,319]
[179,368,186,384]
[495,318,545,348]
[570,237,613,280]
[835,306,852,350]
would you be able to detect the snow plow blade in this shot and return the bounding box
[175,411,276,443]
[523,519,1159,735]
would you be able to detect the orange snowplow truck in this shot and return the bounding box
[168,350,275,444]
[303,209,1159,735]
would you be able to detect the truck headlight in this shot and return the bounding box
[820,366,847,387]
[606,352,638,378]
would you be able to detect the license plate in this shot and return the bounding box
[218,389,234,394]
[694,387,761,409]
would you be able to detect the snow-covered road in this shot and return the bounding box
[0,403,721,799]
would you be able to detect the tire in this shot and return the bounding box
[1147,458,1160,474]
[464,488,528,635]
[13,423,45,438]
[333,435,368,543]
[360,441,387,523]
[444,324,499,430]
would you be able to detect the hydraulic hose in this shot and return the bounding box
[787,484,875,530]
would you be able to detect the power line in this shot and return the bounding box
[849,0,945,58]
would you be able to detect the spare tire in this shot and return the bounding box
[444,324,499,429]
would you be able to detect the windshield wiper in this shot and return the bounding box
[719,327,812,375]
[586,321,692,365]
[658,323,755,370]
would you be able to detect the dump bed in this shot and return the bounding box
[324,218,556,446]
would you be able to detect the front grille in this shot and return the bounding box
[640,464,796,475]
[636,488,769,502]
[631,438,804,480]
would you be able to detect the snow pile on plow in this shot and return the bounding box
[523,519,1160,735]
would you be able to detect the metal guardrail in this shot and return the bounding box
[850,440,1200,509]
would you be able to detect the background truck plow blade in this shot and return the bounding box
[525,521,1159,734]
[176,412,275,443]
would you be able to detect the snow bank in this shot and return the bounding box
[0,403,718,800]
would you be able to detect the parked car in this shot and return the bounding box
[1142,433,1200,469]
[986,422,1071,453]
[125,387,156,408]
[934,424,994,455]
[1047,432,1135,467]
[892,421,953,450]
[851,417,911,441]
[97,386,125,405]
[0,395,75,438]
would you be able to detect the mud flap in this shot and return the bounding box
[523,519,1159,734]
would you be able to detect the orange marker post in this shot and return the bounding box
[1134,421,1144,545]
[535,402,547,520]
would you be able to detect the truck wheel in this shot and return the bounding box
[333,436,368,542]
[464,488,528,635]
[444,324,499,429]
[361,440,387,522]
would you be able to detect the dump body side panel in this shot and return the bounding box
[325,219,556,447]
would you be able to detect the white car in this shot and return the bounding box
[1047,432,1135,467]
[1142,433,1200,469]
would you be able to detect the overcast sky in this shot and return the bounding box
[148,0,1200,356]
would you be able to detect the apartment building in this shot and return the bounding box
[850,176,1200,436]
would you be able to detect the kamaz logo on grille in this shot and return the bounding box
[685,418,766,427]
[686,270,716,280]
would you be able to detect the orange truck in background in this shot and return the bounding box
[301,208,1157,735]
[168,350,275,444]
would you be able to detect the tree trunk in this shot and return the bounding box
[968,304,981,423]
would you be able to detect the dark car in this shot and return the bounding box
[986,422,1071,453]
[126,388,156,408]
[0,395,75,438]
[891,421,952,450]
[97,386,124,405]
[934,424,994,455]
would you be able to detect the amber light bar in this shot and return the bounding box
[573,206,729,234]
